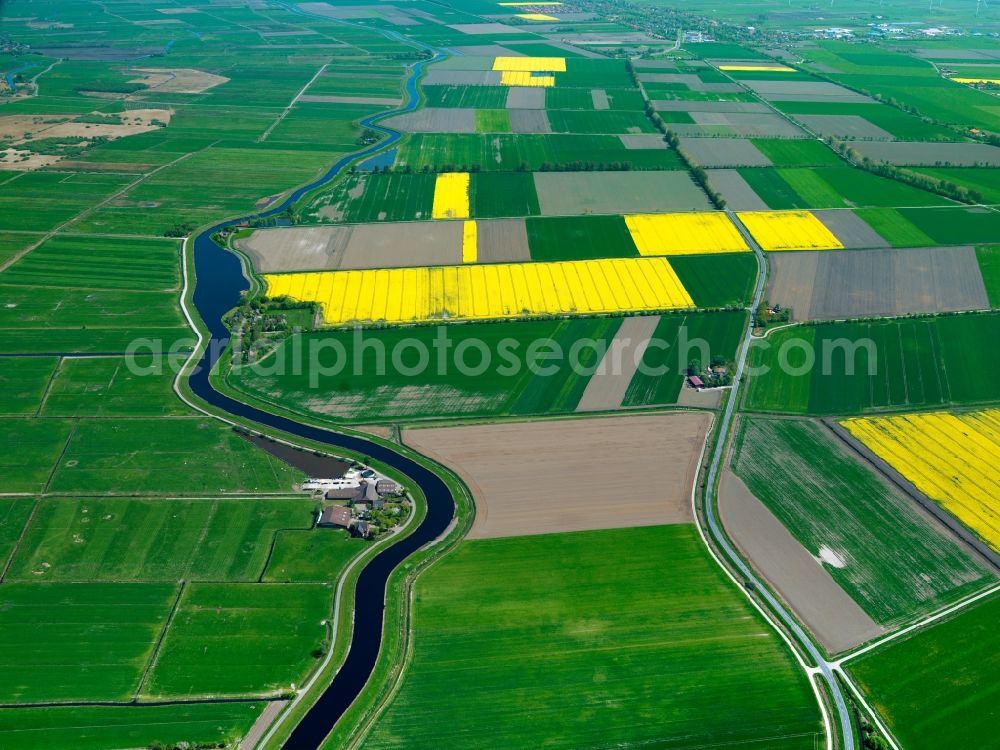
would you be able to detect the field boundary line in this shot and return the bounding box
[183,500,222,579]
[258,61,331,143]
[133,581,187,701]
[0,497,39,583]
[835,583,1000,667]
[34,356,64,417]
[41,420,76,495]
[833,671,901,750]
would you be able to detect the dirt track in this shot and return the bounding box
[575,316,660,412]
[719,470,885,653]
[404,412,711,539]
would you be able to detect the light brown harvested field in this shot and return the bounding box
[239,222,464,271]
[813,210,889,249]
[766,246,991,322]
[637,73,702,86]
[679,137,773,167]
[381,107,476,133]
[849,140,1000,166]
[689,111,806,138]
[591,89,610,110]
[448,22,530,34]
[533,171,712,215]
[299,94,401,105]
[431,55,500,71]
[633,59,678,69]
[505,87,545,109]
[719,470,885,653]
[297,2,378,18]
[619,134,669,150]
[536,39,605,58]
[404,412,711,539]
[476,218,531,263]
[743,80,874,101]
[422,69,503,86]
[675,385,723,409]
[576,316,660,412]
[653,100,770,113]
[507,109,551,134]
[796,114,894,140]
[706,169,770,210]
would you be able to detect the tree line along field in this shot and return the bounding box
[743,313,1000,415]
[226,311,747,425]
[350,525,822,750]
[731,418,993,627]
[847,593,1000,750]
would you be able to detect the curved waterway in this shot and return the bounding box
[185,46,455,750]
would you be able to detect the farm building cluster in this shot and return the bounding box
[303,468,408,538]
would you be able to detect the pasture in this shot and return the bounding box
[743,313,1000,414]
[0,498,35,571]
[733,418,992,627]
[262,528,367,583]
[978,246,1000,307]
[0,356,58,414]
[144,583,331,698]
[40,356,187,416]
[738,167,949,210]
[357,525,822,749]
[0,583,175,703]
[525,214,638,259]
[669,253,758,307]
[848,593,1000,750]
[0,418,74,493]
[6,497,314,582]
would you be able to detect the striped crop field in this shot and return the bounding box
[737,210,844,251]
[462,220,477,263]
[842,409,1000,552]
[431,172,470,219]
[719,65,795,72]
[500,71,555,87]
[951,77,1000,85]
[492,57,566,72]
[263,258,694,326]
[625,212,750,256]
[515,12,558,20]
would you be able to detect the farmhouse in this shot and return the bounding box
[688,375,705,390]
[376,479,401,496]
[326,483,365,501]
[318,505,352,529]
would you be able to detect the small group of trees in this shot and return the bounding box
[659,129,728,209]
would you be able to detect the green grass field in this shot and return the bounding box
[853,208,936,247]
[739,167,948,209]
[307,172,436,223]
[472,171,540,217]
[751,139,844,167]
[423,86,508,109]
[474,109,511,133]
[0,498,35,571]
[743,314,1000,414]
[262,528,367,582]
[732,418,992,626]
[39,356,188,416]
[144,583,330,697]
[977,246,1000,307]
[526,214,638,260]
[623,311,747,406]
[0,702,264,750]
[0,583,176,703]
[0,356,58,414]
[45,418,303,494]
[669,253,759,308]
[358,525,822,749]
[546,109,656,134]
[848,593,1000,750]
[6,497,315,582]
[905,166,1000,203]
[0,418,74,493]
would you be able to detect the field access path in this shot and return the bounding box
[175,17,461,750]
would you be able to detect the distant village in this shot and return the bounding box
[302,468,409,539]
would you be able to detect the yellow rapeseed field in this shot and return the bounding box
[492,56,567,72]
[718,65,795,72]
[951,77,1000,85]
[515,12,559,20]
[625,212,749,256]
[431,172,470,219]
[263,257,694,325]
[842,409,1000,552]
[500,71,555,87]
[462,220,477,263]
[736,210,844,252]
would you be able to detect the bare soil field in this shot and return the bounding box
[129,67,229,94]
[766,246,990,321]
[743,80,874,102]
[298,3,379,18]
[813,210,889,249]
[654,100,770,113]
[849,141,1000,166]
[706,169,770,210]
[576,316,661,412]
[422,69,503,86]
[618,134,668,149]
[432,55,500,70]
[476,218,531,263]
[679,137,773,167]
[505,87,544,109]
[240,222,464,272]
[448,22,530,35]
[299,94,401,105]
[719,470,885,653]
[591,89,610,110]
[508,109,551,134]
[382,107,476,133]
[404,412,711,539]
[689,112,806,138]
[533,171,712,215]
[797,114,893,140]
[633,59,678,69]
[637,73,742,93]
